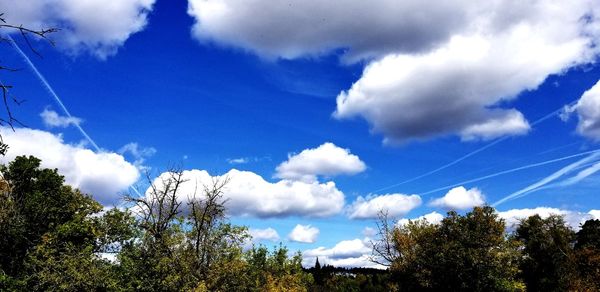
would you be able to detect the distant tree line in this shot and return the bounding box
[1,156,599,291]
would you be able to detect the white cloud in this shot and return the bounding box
[275,142,366,182]
[149,169,345,218]
[348,193,421,219]
[40,109,82,128]
[430,186,485,210]
[187,0,481,62]
[227,156,270,165]
[0,0,155,58]
[334,1,600,143]
[397,211,444,227]
[227,157,249,164]
[249,227,280,242]
[302,238,384,269]
[0,127,140,203]
[564,80,600,141]
[288,224,319,243]
[187,0,600,143]
[589,210,600,219]
[498,207,600,230]
[119,142,156,170]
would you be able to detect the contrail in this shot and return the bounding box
[8,36,143,197]
[372,101,578,194]
[492,151,600,207]
[8,35,100,152]
[508,159,600,198]
[553,161,600,187]
[417,149,600,197]
[372,137,506,193]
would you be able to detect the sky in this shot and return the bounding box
[2,0,600,268]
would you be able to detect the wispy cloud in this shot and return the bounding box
[119,142,156,171]
[40,108,82,128]
[226,156,270,165]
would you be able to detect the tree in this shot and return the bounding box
[376,206,523,291]
[245,245,312,292]
[515,214,577,291]
[0,155,135,290]
[573,219,600,290]
[121,169,251,291]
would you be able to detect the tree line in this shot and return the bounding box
[1,156,599,291]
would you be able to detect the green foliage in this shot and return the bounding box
[384,206,524,291]
[515,214,576,291]
[0,156,134,291]
[245,245,313,292]
[572,219,600,290]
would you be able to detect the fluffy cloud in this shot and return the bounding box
[397,211,444,227]
[275,142,366,182]
[149,169,345,218]
[564,80,600,140]
[0,0,155,58]
[249,227,280,242]
[288,224,319,243]
[187,0,479,62]
[337,1,600,142]
[40,109,82,128]
[498,207,600,230]
[302,238,384,269]
[430,186,485,210]
[0,127,140,203]
[188,0,600,143]
[348,193,421,219]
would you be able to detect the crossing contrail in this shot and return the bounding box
[416,149,600,197]
[372,101,578,194]
[492,157,600,205]
[372,137,506,193]
[492,151,600,206]
[8,36,143,197]
[8,35,100,152]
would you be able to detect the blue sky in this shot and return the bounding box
[2,0,600,267]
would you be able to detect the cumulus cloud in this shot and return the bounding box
[148,169,345,218]
[0,0,155,58]
[498,207,600,230]
[430,186,485,210]
[348,193,421,219]
[40,108,82,128]
[275,142,366,182]
[397,211,444,227]
[302,238,384,269]
[288,224,319,243]
[249,227,280,242]
[187,0,479,62]
[336,1,600,142]
[564,80,600,140]
[0,127,140,203]
[188,0,600,143]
